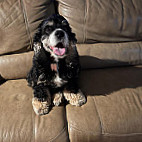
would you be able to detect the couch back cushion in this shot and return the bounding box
[0,0,55,55]
[0,0,55,80]
[58,0,142,43]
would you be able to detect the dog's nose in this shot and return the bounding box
[55,30,64,39]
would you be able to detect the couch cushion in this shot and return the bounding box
[66,66,142,142]
[0,51,33,80]
[1,40,142,80]
[0,0,55,55]
[0,79,69,142]
[58,0,142,43]
[77,41,142,69]
[1,39,142,80]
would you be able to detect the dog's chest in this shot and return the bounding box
[53,73,67,87]
[50,62,67,87]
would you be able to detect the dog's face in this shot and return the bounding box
[34,14,77,59]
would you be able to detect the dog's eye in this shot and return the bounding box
[45,26,52,33]
[62,20,68,26]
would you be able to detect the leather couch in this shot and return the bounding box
[0,0,142,142]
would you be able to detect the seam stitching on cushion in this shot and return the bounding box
[69,123,101,135]
[20,0,33,49]
[93,97,104,134]
[33,112,36,142]
[83,0,87,43]
[134,87,142,109]
[48,126,66,142]
[120,0,124,32]
[138,42,142,64]
[69,124,142,137]
[64,105,70,142]
[31,106,35,142]
[131,0,136,10]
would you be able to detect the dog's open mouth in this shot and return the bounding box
[50,43,66,56]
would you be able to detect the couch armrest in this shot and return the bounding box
[0,51,33,80]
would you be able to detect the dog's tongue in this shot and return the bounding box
[50,46,66,56]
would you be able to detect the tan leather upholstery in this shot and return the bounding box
[0,0,142,141]
[77,42,142,69]
[67,66,142,142]
[0,0,55,55]
[1,40,142,80]
[58,0,142,43]
[0,51,33,80]
[0,79,69,142]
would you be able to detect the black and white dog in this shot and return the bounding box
[27,14,86,115]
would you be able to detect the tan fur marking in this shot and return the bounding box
[64,89,86,106]
[32,97,51,115]
[33,43,41,54]
[53,92,63,106]
[47,21,54,26]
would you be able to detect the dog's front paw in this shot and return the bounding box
[64,89,86,106]
[32,97,51,115]
[53,92,63,106]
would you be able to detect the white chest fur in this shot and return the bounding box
[54,74,67,87]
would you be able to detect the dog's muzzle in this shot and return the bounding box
[42,28,69,56]
[55,30,65,39]
[49,42,66,56]
[48,29,68,56]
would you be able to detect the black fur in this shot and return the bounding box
[27,14,80,104]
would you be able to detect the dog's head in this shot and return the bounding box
[33,14,77,59]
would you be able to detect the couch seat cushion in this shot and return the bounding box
[0,79,69,142]
[66,66,142,142]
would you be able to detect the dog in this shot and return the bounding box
[27,14,86,115]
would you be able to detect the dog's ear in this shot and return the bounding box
[33,22,43,43]
[32,21,44,53]
[71,33,77,44]
[69,32,77,47]
[68,34,79,58]
[68,32,78,55]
